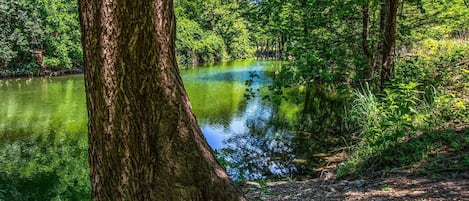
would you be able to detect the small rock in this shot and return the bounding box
[245,181,261,188]
[449,191,458,195]
[354,179,365,188]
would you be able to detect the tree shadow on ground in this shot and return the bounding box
[354,127,469,178]
[243,168,469,200]
[243,127,469,200]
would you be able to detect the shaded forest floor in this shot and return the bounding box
[242,130,469,201]
[242,171,469,201]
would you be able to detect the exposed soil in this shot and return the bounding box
[242,172,469,201]
[242,145,469,201]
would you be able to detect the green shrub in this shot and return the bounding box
[338,39,469,177]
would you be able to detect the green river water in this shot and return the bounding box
[0,59,347,200]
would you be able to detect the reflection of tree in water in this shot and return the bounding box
[0,171,60,201]
[219,85,350,180]
[294,86,350,175]
[0,76,89,200]
[218,102,297,181]
[0,122,90,201]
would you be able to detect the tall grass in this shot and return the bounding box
[337,39,469,177]
[338,82,435,176]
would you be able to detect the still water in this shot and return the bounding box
[0,60,300,200]
[0,59,349,200]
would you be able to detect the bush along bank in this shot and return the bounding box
[337,39,469,178]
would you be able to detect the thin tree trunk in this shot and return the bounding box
[379,0,398,90]
[300,0,313,123]
[362,0,373,80]
[281,32,287,59]
[256,42,260,58]
[277,35,281,59]
[272,38,276,58]
[262,37,267,58]
[79,0,246,200]
[399,0,405,17]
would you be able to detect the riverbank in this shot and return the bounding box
[0,68,83,79]
[242,131,469,200]
[242,170,469,200]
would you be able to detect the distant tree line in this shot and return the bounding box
[1,0,467,82]
[0,0,81,76]
[175,0,255,66]
[0,0,256,76]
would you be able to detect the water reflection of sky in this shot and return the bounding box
[201,97,271,150]
[182,60,274,150]
[182,60,297,180]
[0,60,293,190]
[0,60,349,200]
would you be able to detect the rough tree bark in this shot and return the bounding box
[78,0,246,200]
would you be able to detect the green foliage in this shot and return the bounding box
[0,0,81,74]
[396,39,469,121]
[176,18,228,65]
[246,0,370,84]
[397,39,469,88]
[0,0,44,72]
[36,0,82,69]
[399,0,469,42]
[175,0,255,66]
[0,0,83,73]
[338,83,426,176]
[2,0,255,74]
[338,39,469,177]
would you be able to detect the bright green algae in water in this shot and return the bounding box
[0,60,348,200]
[0,76,90,200]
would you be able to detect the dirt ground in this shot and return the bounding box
[243,172,469,201]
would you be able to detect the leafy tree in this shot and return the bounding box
[175,0,254,65]
[0,0,44,72]
[176,17,227,65]
[0,0,82,74]
[36,0,82,69]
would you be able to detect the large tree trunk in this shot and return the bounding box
[78,0,246,200]
[379,0,398,90]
